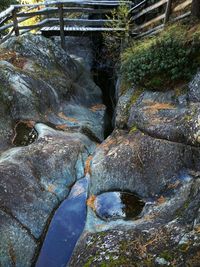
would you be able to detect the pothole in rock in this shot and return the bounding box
[91,191,145,221]
[12,121,38,146]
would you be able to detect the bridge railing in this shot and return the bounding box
[130,0,192,38]
[0,1,132,44]
[0,0,194,45]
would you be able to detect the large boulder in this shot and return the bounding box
[90,129,194,197]
[127,89,200,146]
[69,174,200,267]
[0,34,103,266]
[0,123,95,266]
[0,34,106,149]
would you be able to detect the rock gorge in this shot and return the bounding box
[0,32,199,267]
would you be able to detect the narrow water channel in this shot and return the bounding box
[35,178,88,267]
[35,36,117,267]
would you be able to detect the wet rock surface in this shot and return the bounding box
[69,73,200,266]
[0,33,200,267]
[0,34,102,266]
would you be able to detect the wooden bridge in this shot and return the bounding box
[0,0,194,49]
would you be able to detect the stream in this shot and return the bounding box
[36,177,88,267]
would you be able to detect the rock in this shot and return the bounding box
[114,87,135,129]
[0,34,105,144]
[0,210,37,267]
[88,191,145,221]
[0,124,95,266]
[127,90,200,146]
[69,177,200,267]
[188,71,200,102]
[0,32,103,265]
[90,129,193,197]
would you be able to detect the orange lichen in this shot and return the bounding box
[0,50,27,69]
[84,155,93,175]
[144,102,176,111]
[167,180,180,189]
[56,124,68,130]
[58,112,78,123]
[157,195,166,205]
[47,184,56,193]
[87,195,96,210]
[89,104,105,112]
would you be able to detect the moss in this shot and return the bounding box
[179,243,190,253]
[101,255,133,266]
[130,125,138,133]
[120,79,131,95]
[174,85,188,97]
[159,250,175,261]
[83,256,95,267]
[175,198,191,217]
[128,88,144,109]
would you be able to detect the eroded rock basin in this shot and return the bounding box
[12,121,38,146]
[91,191,145,221]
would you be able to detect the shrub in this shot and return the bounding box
[121,23,200,90]
[103,1,132,61]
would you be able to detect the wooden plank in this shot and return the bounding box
[13,1,132,8]
[164,0,172,24]
[12,8,19,36]
[131,0,167,20]
[58,4,66,50]
[0,15,12,27]
[18,18,49,30]
[0,6,14,20]
[173,0,192,12]
[135,23,164,38]
[134,13,165,31]
[129,0,147,13]
[17,7,112,18]
[172,11,191,21]
[45,18,115,26]
[41,26,125,31]
[0,15,41,32]
[0,28,14,43]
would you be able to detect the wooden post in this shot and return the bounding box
[191,0,200,19]
[12,8,19,36]
[58,4,66,50]
[164,0,172,25]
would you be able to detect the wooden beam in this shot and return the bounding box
[12,8,19,36]
[58,4,66,50]
[0,6,14,20]
[18,18,49,30]
[164,0,172,24]
[129,0,147,13]
[173,0,192,12]
[172,11,191,21]
[134,13,165,31]
[13,1,132,8]
[17,7,112,18]
[131,0,167,21]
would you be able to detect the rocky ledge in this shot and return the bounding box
[0,34,105,266]
[69,75,200,266]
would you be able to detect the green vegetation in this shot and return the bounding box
[121,23,200,90]
[0,0,18,12]
[103,1,132,61]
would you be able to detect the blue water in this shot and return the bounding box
[36,177,88,267]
